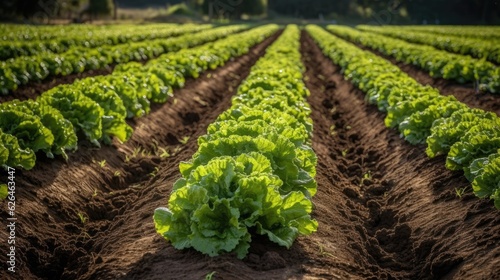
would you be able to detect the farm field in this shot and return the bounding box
[0,22,499,280]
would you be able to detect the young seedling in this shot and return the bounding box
[132,147,141,158]
[329,125,336,135]
[141,149,152,157]
[205,271,216,280]
[114,171,121,177]
[77,212,87,224]
[180,136,190,145]
[359,170,372,186]
[341,149,348,157]
[92,159,107,168]
[316,242,333,258]
[150,166,160,178]
[173,146,182,155]
[455,187,468,199]
[157,147,170,158]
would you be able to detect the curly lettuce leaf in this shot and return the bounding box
[39,86,104,146]
[446,121,500,171]
[74,78,133,144]
[385,95,444,129]
[472,152,500,207]
[2,99,77,159]
[155,154,316,259]
[426,108,497,158]
[399,97,467,145]
[0,131,36,170]
[0,109,54,153]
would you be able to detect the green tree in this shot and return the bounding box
[199,0,266,19]
[88,0,114,17]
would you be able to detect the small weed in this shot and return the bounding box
[141,149,152,157]
[92,159,107,167]
[132,147,141,158]
[92,189,98,197]
[173,146,182,155]
[345,125,352,130]
[157,147,170,158]
[359,171,372,186]
[77,212,87,224]
[205,271,216,280]
[114,171,121,177]
[316,242,333,258]
[151,139,160,151]
[455,187,468,199]
[151,139,170,158]
[329,125,336,135]
[150,166,160,178]
[180,136,190,145]
[341,149,348,157]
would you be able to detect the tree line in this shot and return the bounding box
[1,0,498,24]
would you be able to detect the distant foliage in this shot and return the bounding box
[199,0,266,19]
[88,0,114,16]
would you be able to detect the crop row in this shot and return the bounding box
[0,23,157,41]
[0,24,211,61]
[358,25,500,64]
[327,25,500,94]
[306,25,500,208]
[396,25,500,40]
[0,24,279,170]
[0,24,248,94]
[154,25,318,259]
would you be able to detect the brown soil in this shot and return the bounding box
[1,29,499,280]
[355,43,500,116]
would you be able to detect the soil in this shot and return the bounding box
[0,29,499,280]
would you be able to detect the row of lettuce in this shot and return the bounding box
[357,25,500,65]
[326,26,500,94]
[306,25,500,209]
[0,24,279,171]
[0,24,212,61]
[0,24,248,94]
[154,25,318,259]
[0,23,168,41]
[395,25,500,40]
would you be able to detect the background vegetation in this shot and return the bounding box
[0,0,498,24]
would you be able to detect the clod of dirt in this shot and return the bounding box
[259,251,287,271]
